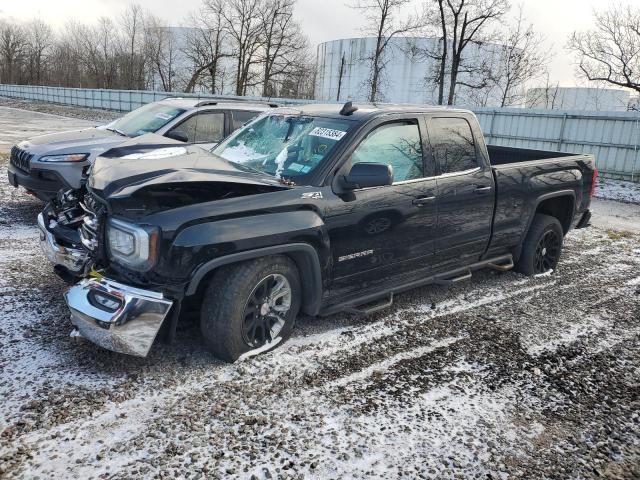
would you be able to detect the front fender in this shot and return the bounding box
[164,210,329,315]
[185,242,324,316]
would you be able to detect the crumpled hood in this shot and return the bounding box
[19,126,125,158]
[88,134,287,199]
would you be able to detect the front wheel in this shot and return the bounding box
[515,213,564,276]
[200,255,301,362]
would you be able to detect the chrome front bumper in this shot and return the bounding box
[37,212,89,275]
[65,277,173,357]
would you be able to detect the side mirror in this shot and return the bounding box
[165,130,189,143]
[343,162,393,190]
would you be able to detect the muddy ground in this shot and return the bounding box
[0,105,638,479]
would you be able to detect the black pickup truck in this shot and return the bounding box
[38,103,596,361]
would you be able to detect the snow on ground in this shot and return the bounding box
[595,176,640,204]
[0,107,639,479]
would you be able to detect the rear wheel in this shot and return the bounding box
[515,213,564,276]
[200,255,301,362]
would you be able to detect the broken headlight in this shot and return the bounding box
[107,218,158,271]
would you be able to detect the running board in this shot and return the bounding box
[344,293,394,316]
[434,269,472,285]
[321,254,514,317]
[487,257,514,272]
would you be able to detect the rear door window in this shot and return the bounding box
[169,112,225,143]
[430,118,478,174]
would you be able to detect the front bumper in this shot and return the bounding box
[8,163,66,201]
[66,277,173,357]
[37,212,90,275]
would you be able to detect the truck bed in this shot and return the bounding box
[487,145,583,166]
[484,144,596,261]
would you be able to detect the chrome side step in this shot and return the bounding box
[324,254,514,317]
[344,293,394,316]
[435,269,472,285]
[487,257,515,272]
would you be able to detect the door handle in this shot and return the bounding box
[473,186,492,194]
[412,196,436,206]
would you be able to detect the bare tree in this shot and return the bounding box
[48,25,83,86]
[568,5,640,94]
[215,0,264,95]
[351,0,424,102]
[428,0,508,105]
[259,0,307,97]
[0,21,27,84]
[525,73,560,109]
[182,2,231,94]
[490,7,550,107]
[279,60,316,99]
[119,4,146,89]
[144,15,179,91]
[24,19,54,84]
[0,2,313,99]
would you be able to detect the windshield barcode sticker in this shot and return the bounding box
[309,127,347,141]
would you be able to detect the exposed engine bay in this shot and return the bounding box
[41,187,106,278]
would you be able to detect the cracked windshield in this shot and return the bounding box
[214,114,352,178]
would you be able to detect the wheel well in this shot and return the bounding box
[535,196,574,234]
[187,247,322,317]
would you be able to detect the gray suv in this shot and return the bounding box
[7,98,275,200]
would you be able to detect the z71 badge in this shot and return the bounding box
[301,191,323,199]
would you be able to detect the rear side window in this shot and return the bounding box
[430,118,477,174]
[169,112,225,143]
[350,121,424,182]
[232,110,260,130]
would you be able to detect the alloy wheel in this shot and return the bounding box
[241,273,292,348]
[534,229,561,273]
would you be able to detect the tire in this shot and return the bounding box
[515,213,564,276]
[200,255,301,362]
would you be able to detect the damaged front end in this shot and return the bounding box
[38,188,173,357]
[38,188,105,280]
[38,140,292,357]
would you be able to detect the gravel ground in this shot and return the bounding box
[595,178,640,205]
[0,108,639,479]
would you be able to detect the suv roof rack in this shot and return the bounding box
[194,98,281,108]
[195,100,219,107]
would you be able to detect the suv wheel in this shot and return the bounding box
[200,255,301,362]
[515,213,564,276]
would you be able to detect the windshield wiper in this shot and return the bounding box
[107,127,128,137]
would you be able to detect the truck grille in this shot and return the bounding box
[10,146,33,172]
[79,193,102,252]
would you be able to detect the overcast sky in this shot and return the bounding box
[0,0,633,86]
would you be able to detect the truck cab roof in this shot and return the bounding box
[269,103,473,121]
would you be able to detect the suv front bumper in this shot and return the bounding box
[66,277,174,357]
[8,163,67,201]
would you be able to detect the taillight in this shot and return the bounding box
[589,168,598,198]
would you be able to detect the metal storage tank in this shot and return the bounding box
[525,87,631,111]
[315,37,506,106]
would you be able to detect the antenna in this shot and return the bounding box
[339,101,358,116]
